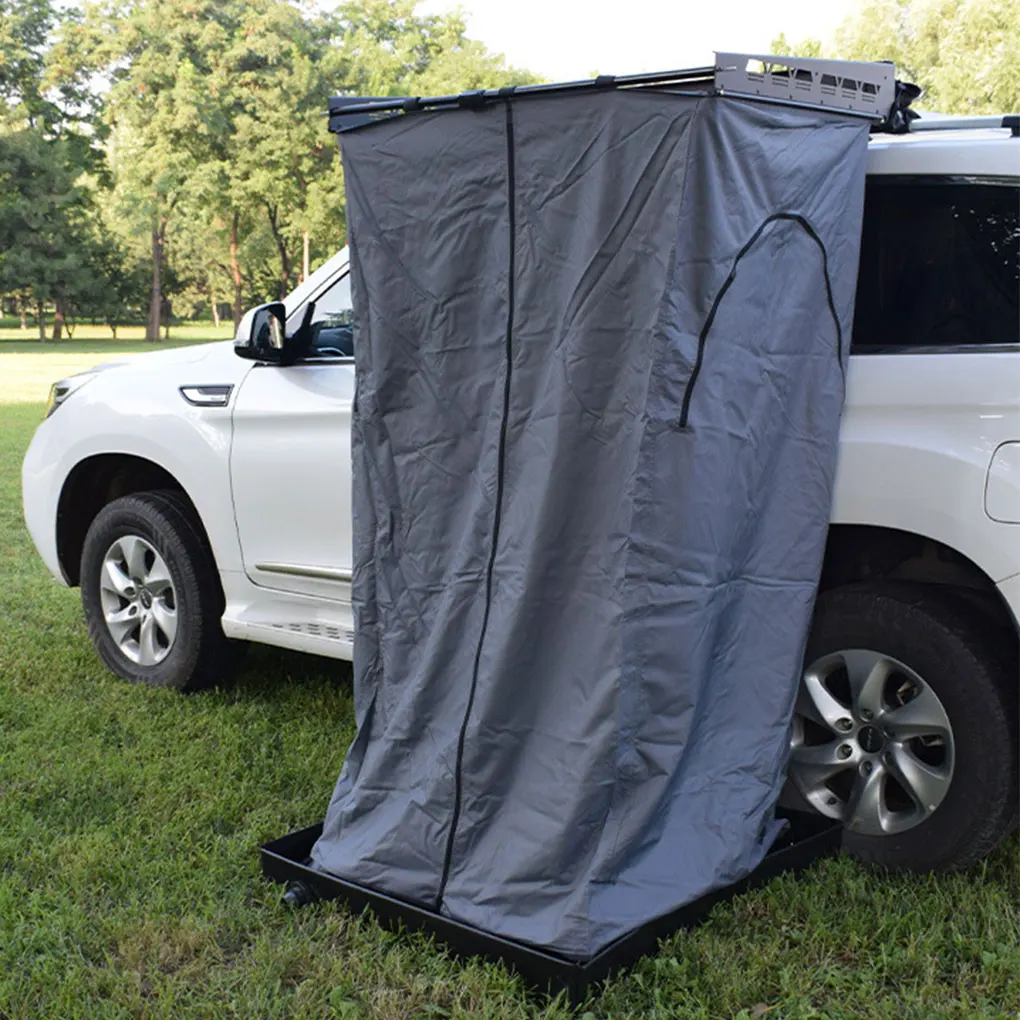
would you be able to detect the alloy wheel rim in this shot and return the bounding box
[789,649,955,836]
[99,535,178,667]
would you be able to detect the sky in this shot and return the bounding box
[418,0,856,82]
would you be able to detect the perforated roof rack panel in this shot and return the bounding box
[715,52,896,118]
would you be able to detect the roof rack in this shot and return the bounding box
[715,52,895,118]
[328,52,917,134]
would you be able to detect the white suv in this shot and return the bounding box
[22,121,1019,872]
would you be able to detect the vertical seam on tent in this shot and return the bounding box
[676,212,845,430]
[598,98,704,886]
[435,98,516,911]
[642,98,702,409]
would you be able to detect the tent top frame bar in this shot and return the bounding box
[327,65,716,119]
[327,52,920,133]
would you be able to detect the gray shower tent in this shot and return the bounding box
[307,66,872,963]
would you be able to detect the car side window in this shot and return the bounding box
[306,272,355,359]
[852,180,1020,352]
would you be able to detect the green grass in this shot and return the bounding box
[0,320,235,342]
[0,358,1018,1018]
[0,330,232,404]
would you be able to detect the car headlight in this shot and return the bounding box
[45,373,97,418]
[44,361,126,418]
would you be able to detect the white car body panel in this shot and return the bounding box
[230,359,355,602]
[986,443,1020,524]
[21,130,1020,663]
[23,342,250,582]
[835,351,1020,585]
[866,130,1020,175]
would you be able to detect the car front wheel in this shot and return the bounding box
[787,582,1017,871]
[80,490,235,691]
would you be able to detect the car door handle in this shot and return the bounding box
[179,385,234,407]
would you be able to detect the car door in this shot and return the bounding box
[229,268,355,603]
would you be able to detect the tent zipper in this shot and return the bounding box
[676,212,844,430]
[435,97,517,911]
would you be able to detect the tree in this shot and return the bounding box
[0,129,114,339]
[1,0,106,150]
[70,0,250,338]
[1,0,114,337]
[226,1,336,301]
[7,0,541,334]
[162,200,239,325]
[769,33,823,59]
[907,0,1019,112]
[226,0,540,302]
[0,0,73,129]
[68,233,148,337]
[325,0,538,96]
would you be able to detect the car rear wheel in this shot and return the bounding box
[787,582,1017,871]
[80,490,235,691]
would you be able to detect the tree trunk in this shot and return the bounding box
[302,229,310,284]
[266,205,291,300]
[51,297,65,341]
[19,300,26,330]
[230,211,243,328]
[211,291,220,329]
[37,301,45,342]
[147,215,166,343]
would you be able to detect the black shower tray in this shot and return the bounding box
[261,809,840,1004]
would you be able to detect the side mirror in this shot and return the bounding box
[233,301,317,366]
[234,302,288,364]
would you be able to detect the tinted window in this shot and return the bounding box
[852,180,1019,351]
[307,272,354,358]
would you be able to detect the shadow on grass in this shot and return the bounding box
[217,642,354,703]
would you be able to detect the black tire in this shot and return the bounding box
[796,582,1017,871]
[80,490,235,691]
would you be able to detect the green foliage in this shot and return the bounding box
[770,32,824,58]
[67,0,540,322]
[70,231,150,328]
[0,129,107,333]
[2,0,538,337]
[906,0,1020,112]
[0,0,52,122]
[0,0,105,154]
[329,0,538,96]
[0,0,117,338]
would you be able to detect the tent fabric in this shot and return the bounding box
[311,88,869,960]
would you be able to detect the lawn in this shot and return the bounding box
[0,320,235,342]
[0,348,1017,1018]
[0,326,234,404]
